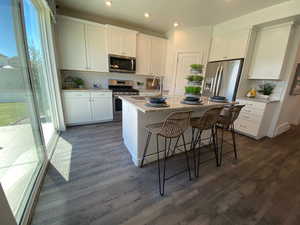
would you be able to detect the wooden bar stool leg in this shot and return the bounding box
[181,134,192,181]
[140,131,152,168]
[231,124,238,160]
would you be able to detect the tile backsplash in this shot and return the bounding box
[248,80,286,100]
[60,70,155,89]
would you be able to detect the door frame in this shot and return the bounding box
[172,51,207,96]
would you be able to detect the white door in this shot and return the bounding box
[63,96,92,124]
[150,37,166,76]
[92,97,113,121]
[56,17,87,70]
[173,52,203,96]
[85,24,108,72]
[136,34,151,75]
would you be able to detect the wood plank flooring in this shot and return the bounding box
[31,122,300,225]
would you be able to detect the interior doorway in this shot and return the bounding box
[173,52,204,96]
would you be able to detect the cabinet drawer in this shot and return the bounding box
[91,92,112,98]
[238,113,263,123]
[235,119,260,136]
[240,107,264,116]
[237,99,266,110]
[63,91,90,98]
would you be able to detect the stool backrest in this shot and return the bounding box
[160,111,192,138]
[219,104,245,128]
[198,107,224,129]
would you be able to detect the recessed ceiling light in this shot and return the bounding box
[144,12,150,18]
[173,22,179,27]
[105,1,112,7]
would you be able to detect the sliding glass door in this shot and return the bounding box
[22,0,58,148]
[0,0,45,222]
[0,0,59,223]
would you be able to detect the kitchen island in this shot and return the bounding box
[120,96,227,167]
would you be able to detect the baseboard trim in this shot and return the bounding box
[275,122,291,136]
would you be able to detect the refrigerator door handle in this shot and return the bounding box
[216,66,224,96]
[211,65,220,95]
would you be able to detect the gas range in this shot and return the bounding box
[108,79,139,121]
[108,79,139,96]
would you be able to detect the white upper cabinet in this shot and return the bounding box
[56,16,108,72]
[106,25,137,57]
[209,28,250,61]
[209,36,229,61]
[248,23,293,80]
[136,34,151,75]
[227,29,250,60]
[56,17,87,70]
[150,36,167,76]
[136,34,167,76]
[85,24,108,72]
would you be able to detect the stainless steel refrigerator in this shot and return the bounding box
[202,59,244,101]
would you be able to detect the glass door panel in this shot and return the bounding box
[0,0,44,222]
[22,0,57,148]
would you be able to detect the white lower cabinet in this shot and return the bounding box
[234,99,278,139]
[63,91,113,125]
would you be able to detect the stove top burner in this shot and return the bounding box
[109,85,139,95]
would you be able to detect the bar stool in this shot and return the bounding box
[217,104,245,166]
[190,107,223,177]
[140,111,192,196]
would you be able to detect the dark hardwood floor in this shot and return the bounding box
[31,122,300,225]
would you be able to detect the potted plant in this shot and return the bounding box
[185,86,202,97]
[257,83,275,100]
[190,64,203,74]
[74,77,85,89]
[186,75,204,85]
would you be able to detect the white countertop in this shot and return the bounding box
[62,88,112,92]
[120,96,229,113]
[237,97,280,104]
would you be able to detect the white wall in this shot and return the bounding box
[213,0,300,33]
[164,26,213,93]
[277,26,300,126]
[212,0,300,136]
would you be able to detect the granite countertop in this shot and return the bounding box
[120,96,229,113]
[62,88,112,92]
[237,97,280,104]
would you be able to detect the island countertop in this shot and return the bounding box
[119,95,228,113]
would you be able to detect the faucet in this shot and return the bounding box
[151,75,164,96]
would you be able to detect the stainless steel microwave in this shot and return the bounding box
[109,54,136,73]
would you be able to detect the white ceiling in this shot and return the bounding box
[56,0,290,34]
